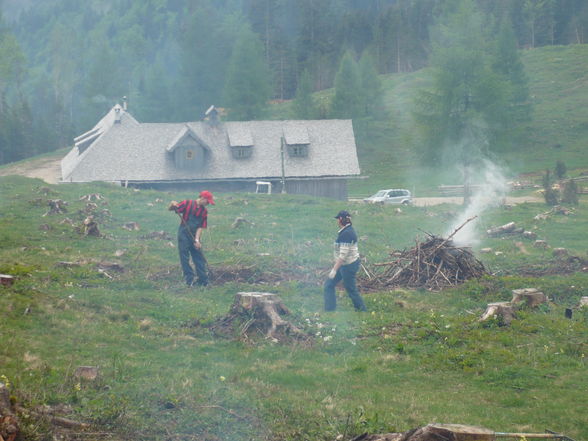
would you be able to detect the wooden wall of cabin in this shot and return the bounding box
[137,178,348,200]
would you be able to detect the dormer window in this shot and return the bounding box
[283,125,310,158]
[186,150,194,160]
[288,144,308,157]
[232,146,252,159]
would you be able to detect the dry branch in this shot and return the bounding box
[359,219,487,291]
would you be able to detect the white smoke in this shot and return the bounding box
[449,159,509,247]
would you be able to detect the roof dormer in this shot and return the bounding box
[283,125,310,158]
[167,125,211,171]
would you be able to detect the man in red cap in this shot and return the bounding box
[168,190,215,286]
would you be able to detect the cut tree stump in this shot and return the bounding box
[214,292,306,341]
[511,288,548,307]
[479,302,516,325]
[579,297,588,308]
[43,199,68,216]
[0,275,15,287]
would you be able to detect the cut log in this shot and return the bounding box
[486,222,517,237]
[0,275,15,287]
[579,297,588,308]
[399,424,494,441]
[480,302,516,325]
[229,292,304,340]
[511,288,548,307]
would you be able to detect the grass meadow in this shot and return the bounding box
[1,176,587,440]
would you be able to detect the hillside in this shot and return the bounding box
[0,175,587,441]
[348,44,588,196]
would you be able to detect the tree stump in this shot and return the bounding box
[215,292,306,341]
[44,199,68,216]
[479,302,516,325]
[0,383,19,441]
[0,275,15,287]
[511,288,548,307]
[579,297,588,308]
[83,216,101,237]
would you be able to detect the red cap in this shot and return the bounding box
[199,190,215,205]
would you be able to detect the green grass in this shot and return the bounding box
[1,176,587,440]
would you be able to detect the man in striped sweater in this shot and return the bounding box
[168,191,214,287]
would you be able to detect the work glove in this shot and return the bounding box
[328,269,337,279]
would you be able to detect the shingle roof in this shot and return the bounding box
[61,106,360,183]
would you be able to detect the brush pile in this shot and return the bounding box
[361,221,487,291]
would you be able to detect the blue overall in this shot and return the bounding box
[177,201,208,286]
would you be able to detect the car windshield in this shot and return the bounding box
[372,190,387,197]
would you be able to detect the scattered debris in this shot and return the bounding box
[232,217,253,228]
[480,248,493,254]
[79,193,104,202]
[122,222,140,231]
[580,297,588,308]
[140,231,172,240]
[552,248,568,257]
[95,262,124,273]
[43,199,68,216]
[74,366,99,381]
[514,241,529,254]
[39,223,52,231]
[534,205,575,220]
[534,240,548,248]
[114,249,126,257]
[55,261,82,268]
[522,230,537,240]
[59,217,74,225]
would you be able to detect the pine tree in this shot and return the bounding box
[223,25,272,121]
[292,69,316,119]
[330,51,362,119]
[358,50,384,120]
[414,0,510,165]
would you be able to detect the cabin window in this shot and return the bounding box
[287,144,308,157]
[231,146,252,159]
[186,150,194,160]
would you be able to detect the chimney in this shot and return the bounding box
[122,96,128,111]
[114,105,122,124]
[204,105,219,126]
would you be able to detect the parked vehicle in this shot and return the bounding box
[363,189,412,205]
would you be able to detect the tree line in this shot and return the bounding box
[0,0,586,164]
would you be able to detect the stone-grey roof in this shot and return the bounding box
[61,106,360,183]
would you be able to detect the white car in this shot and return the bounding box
[364,189,412,205]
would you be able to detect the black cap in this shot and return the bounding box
[334,210,351,219]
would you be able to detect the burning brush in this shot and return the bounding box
[360,217,487,291]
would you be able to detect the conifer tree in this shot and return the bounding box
[223,26,272,121]
[330,51,362,119]
[358,51,384,120]
[292,69,316,119]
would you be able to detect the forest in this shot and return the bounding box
[0,0,587,164]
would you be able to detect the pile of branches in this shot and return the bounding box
[360,219,487,291]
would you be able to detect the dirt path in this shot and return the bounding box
[0,157,62,184]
